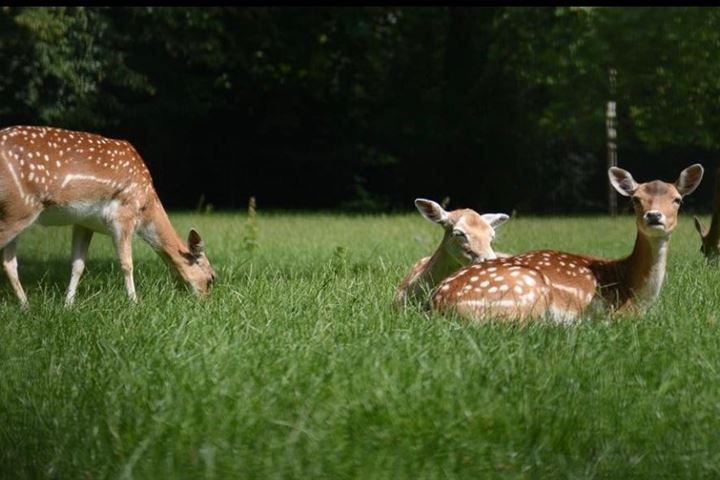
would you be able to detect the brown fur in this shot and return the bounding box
[394,200,509,307]
[431,165,704,323]
[0,125,216,305]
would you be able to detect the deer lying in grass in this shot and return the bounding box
[394,198,509,307]
[0,125,216,306]
[431,165,704,323]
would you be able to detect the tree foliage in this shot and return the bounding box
[0,7,718,212]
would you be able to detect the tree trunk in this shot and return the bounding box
[607,68,618,216]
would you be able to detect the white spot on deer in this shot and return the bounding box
[441,285,450,291]
[494,276,504,282]
[488,287,498,293]
[61,174,114,188]
[510,271,520,277]
[514,285,523,294]
[479,281,489,288]
[499,284,509,292]
[470,276,479,282]
[4,158,27,199]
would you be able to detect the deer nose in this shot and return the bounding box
[644,211,664,225]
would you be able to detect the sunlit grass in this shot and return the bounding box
[1,212,720,478]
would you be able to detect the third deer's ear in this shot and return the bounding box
[414,198,450,226]
[675,164,704,197]
[481,213,510,229]
[608,167,638,197]
[188,228,205,256]
[694,216,708,238]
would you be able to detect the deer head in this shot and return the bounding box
[179,228,217,296]
[693,167,720,260]
[414,198,509,263]
[609,164,704,239]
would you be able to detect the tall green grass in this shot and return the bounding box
[1,212,720,478]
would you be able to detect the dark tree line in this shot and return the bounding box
[1,7,719,213]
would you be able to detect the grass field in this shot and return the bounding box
[2,211,720,479]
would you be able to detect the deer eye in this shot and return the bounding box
[452,229,467,239]
[673,197,683,206]
[631,196,641,206]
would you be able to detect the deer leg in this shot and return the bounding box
[111,223,137,303]
[65,225,94,306]
[3,238,27,307]
[0,212,39,306]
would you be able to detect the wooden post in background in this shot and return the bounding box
[607,68,618,216]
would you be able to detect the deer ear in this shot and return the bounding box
[676,164,704,197]
[694,216,708,238]
[608,167,638,197]
[481,213,510,229]
[414,198,450,225]
[188,228,205,256]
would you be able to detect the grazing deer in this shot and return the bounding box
[693,167,720,260]
[431,165,704,323]
[0,125,216,306]
[394,198,509,307]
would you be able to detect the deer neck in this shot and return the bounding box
[422,236,466,289]
[619,231,669,306]
[705,168,720,245]
[138,196,190,278]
